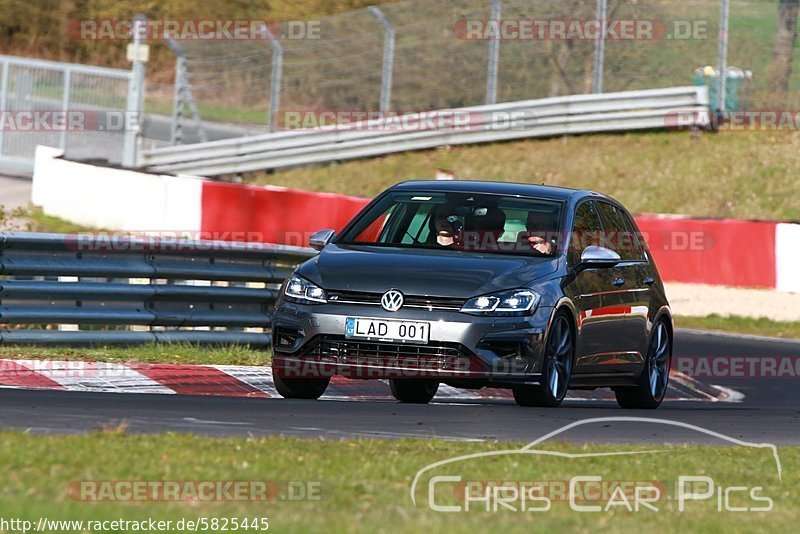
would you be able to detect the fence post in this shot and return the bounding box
[486,0,501,104]
[263,25,283,133]
[368,6,395,113]
[59,68,72,150]
[170,56,185,145]
[165,35,207,146]
[0,60,8,157]
[123,15,147,167]
[592,0,608,93]
[717,0,730,112]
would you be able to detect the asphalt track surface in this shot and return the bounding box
[0,329,798,444]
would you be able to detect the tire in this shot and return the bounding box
[615,319,671,409]
[513,312,574,407]
[389,379,439,404]
[274,375,330,400]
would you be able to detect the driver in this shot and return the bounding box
[431,203,460,247]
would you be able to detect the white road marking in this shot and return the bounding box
[9,360,174,394]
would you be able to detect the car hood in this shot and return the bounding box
[296,244,560,298]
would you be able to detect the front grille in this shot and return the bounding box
[299,335,481,373]
[326,290,464,310]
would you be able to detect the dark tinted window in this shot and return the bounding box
[569,201,603,264]
[618,207,647,261]
[596,202,645,261]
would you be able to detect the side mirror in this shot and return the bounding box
[576,245,621,271]
[309,229,335,251]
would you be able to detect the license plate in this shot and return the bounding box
[345,317,430,344]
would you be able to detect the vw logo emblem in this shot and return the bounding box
[381,289,404,312]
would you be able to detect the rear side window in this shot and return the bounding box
[596,201,646,261]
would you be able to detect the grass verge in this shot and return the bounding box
[0,432,795,532]
[248,130,800,222]
[676,314,800,340]
[0,343,270,366]
[1,206,99,234]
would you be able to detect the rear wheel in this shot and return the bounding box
[513,312,574,407]
[274,375,330,400]
[389,379,439,404]
[615,319,671,409]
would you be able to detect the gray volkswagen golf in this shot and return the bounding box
[272,180,672,409]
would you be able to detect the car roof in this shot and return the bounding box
[390,179,602,203]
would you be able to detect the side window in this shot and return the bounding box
[619,209,647,261]
[570,201,603,264]
[596,202,644,261]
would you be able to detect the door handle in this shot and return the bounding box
[613,277,625,287]
[643,277,655,286]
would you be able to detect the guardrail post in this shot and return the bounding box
[59,68,72,150]
[592,0,608,94]
[368,6,395,113]
[486,0,501,105]
[123,15,147,167]
[262,25,283,133]
[717,0,730,112]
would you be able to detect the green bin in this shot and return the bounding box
[694,66,752,111]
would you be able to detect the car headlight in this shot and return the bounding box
[461,289,539,315]
[284,275,327,304]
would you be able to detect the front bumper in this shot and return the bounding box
[272,301,552,384]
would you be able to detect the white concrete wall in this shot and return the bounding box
[776,223,800,293]
[32,146,203,232]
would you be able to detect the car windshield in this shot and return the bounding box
[336,190,563,256]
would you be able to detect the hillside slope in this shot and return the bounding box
[249,130,800,221]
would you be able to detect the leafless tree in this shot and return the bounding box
[770,0,800,95]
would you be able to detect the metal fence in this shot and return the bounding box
[1,0,793,175]
[0,55,136,174]
[141,86,710,176]
[0,232,314,346]
[165,0,787,137]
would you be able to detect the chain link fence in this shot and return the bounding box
[0,56,131,173]
[158,0,798,136]
[3,0,797,173]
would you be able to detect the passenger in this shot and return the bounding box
[519,211,558,254]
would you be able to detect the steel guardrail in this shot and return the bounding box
[0,232,316,347]
[140,86,711,176]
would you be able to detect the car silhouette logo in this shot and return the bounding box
[381,290,404,312]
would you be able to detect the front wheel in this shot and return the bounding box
[274,375,330,400]
[615,319,671,409]
[389,379,438,404]
[513,312,574,407]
